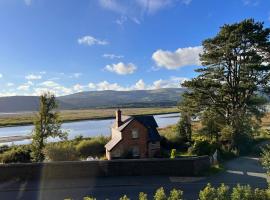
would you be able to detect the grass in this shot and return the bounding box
[0,107,178,127]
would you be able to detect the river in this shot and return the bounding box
[0,113,180,145]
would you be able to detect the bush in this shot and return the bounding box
[76,136,108,158]
[139,192,148,200]
[189,139,218,156]
[170,149,176,159]
[44,143,79,161]
[154,187,167,200]
[0,146,31,163]
[231,184,253,200]
[168,189,183,200]
[119,195,130,200]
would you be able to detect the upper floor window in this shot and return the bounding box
[131,129,139,139]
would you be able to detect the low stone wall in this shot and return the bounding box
[0,156,210,181]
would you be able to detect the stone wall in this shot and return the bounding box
[0,156,210,181]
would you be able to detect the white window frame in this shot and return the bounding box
[131,129,139,139]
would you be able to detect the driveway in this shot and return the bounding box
[0,156,268,200]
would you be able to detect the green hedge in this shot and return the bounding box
[0,146,31,163]
[76,136,108,158]
[43,142,79,161]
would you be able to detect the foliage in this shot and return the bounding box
[231,185,253,200]
[199,183,218,200]
[154,187,167,200]
[0,145,9,154]
[31,92,67,162]
[83,197,96,200]
[175,113,192,142]
[119,195,130,200]
[43,142,79,161]
[78,185,270,200]
[180,19,270,152]
[170,149,176,159]
[261,145,270,174]
[0,146,31,163]
[168,189,183,200]
[76,136,108,158]
[189,139,218,156]
[139,192,148,200]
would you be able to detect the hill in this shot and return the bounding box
[0,88,184,112]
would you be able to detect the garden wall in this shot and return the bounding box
[0,156,210,181]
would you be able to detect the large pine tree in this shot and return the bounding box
[181,19,270,151]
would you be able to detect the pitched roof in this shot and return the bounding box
[105,136,122,151]
[115,115,161,142]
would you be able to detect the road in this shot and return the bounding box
[0,156,268,200]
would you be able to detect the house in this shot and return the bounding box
[105,109,161,160]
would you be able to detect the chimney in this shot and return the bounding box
[116,109,122,127]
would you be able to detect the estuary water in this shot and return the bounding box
[0,113,180,145]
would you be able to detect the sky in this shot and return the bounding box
[0,0,269,96]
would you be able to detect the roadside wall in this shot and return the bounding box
[0,156,210,181]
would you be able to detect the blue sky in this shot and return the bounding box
[0,0,269,96]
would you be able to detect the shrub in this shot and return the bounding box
[170,149,176,159]
[199,183,217,200]
[231,184,253,200]
[168,189,183,200]
[76,136,108,158]
[119,195,130,200]
[139,192,148,200]
[154,187,167,200]
[44,143,79,161]
[83,197,96,200]
[189,139,218,156]
[0,146,31,163]
[0,145,9,154]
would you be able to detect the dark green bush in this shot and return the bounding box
[0,146,31,163]
[76,136,108,158]
[189,140,218,156]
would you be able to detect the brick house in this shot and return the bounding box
[105,109,161,160]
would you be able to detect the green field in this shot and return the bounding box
[0,107,179,127]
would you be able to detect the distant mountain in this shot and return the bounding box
[0,88,185,112]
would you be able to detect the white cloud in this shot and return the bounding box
[17,81,33,91]
[152,46,203,69]
[99,0,126,13]
[87,76,188,92]
[73,84,84,92]
[103,54,124,59]
[7,82,14,87]
[78,35,108,46]
[39,81,59,88]
[99,0,191,25]
[136,0,172,14]
[134,79,146,90]
[0,74,2,78]
[24,0,32,6]
[105,62,137,75]
[25,74,42,80]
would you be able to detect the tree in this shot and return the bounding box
[175,112,192,142]
[181,19,270,151]
[31,92,67,162]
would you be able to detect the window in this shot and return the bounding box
[131,129,139,139]
[132,146,140,157]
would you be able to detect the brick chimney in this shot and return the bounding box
[116,109,122,127]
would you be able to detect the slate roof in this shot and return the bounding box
[113,115,161,142]
[105,136,122,151]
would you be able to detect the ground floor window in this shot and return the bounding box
[132,146,140,157]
